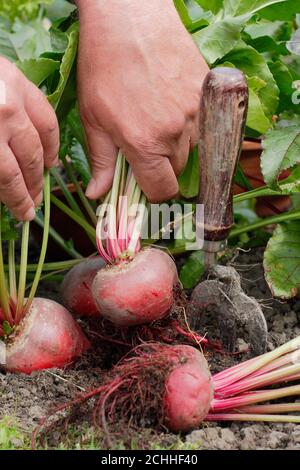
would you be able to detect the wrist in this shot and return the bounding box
[76,0,174,17]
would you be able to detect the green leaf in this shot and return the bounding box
[269,61,294,96]
[50,24,69,53]
[17,57,60,86]
[174,0,193,27]
[247,35,288,55]
[261,118,300,188]
[179,251,205,289]
[247,87,271,134]
[264,221,300,298]
[278,165,300,194]
[259,0,300,20]
[244,19,286,40]
[48,22,78,110]
[0,207,18,241]
[221,42,280,119]
[269,61,295,113]
[46,0,76,22]
[0,0,53,22]
[224,0,286,17]
[2,321,13,336]
[178,147,199,199]
[235,164,253,190]
[194,0,224,14]
[193,17,245,64]
[0,27,18,61]
[70,140,91,188]
[9,18,52,61]
[66,107,88,154]
[287,28,300,56]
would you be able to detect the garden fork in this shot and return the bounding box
[189,67,268,355]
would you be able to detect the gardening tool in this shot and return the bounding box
[188,67,268,355]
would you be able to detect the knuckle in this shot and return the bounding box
[0,168,21,189]
[45,115,58,135]
[24,147,43,171]
[89,152,110,170]
[79,104,99,130]
[186,101,199,119]
[162,114,185,139]
[0,103,17,120]
[125,130,153,156]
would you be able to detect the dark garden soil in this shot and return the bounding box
[0,248,300,450]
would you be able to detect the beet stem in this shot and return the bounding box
[15,220,30,323]
[25,171,51,313]
[8,241,17,305]
[0,203,13,324]
[96,152,147,263]
[206,413,300,423]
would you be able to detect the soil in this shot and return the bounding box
[0,248,300,450]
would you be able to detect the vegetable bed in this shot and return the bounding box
[0,247,299,450]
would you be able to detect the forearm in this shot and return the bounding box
[74,0,175,21]
[74,0,185,42]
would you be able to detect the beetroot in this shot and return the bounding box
[6,298,90,374]
[91,153,180,326]
[62,257,105,317]
[92,248,178,326]
[35,337,300,440]
[35,344,213,442]
[164,345,214,432]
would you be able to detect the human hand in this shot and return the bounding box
[76,0,209,202]
[0,57,59,220]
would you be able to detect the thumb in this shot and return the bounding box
[85,126,118,199]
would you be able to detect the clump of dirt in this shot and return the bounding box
[0,248,299,449]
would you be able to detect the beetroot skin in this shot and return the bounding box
[164,345,214,432]
[92,248,178,326]
[62,257,105,317]
[6,298,90,374]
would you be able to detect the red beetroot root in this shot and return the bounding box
[35,344,213,444]
[164,345,213,432]
[62,257,105,317]
[92,248,178,326]
[6,298,90,374]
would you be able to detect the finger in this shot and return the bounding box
[24,81,59,168]
[169,128,191,176]
[84,126,119,199]
[9,113,44,205]
[128,154,179,203]
[0,144,35,221]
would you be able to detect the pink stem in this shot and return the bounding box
[211,385,300,412]
[205,413,300,423]
[215,363,300,398]
[96,219,111,263]
[236,403,300,414]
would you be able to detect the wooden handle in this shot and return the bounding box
[198,67,248,243]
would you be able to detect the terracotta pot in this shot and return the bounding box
[235,140,291,218]
[31,184,95,261]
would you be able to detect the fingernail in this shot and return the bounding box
[85,178,97,199]
[54,157,60,167]
[34,192,43,207]
[23,207,36,221]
